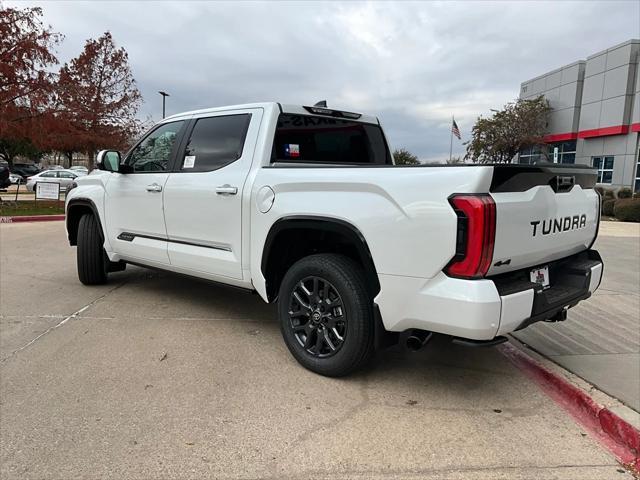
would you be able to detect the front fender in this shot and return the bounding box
[65,173,110,250]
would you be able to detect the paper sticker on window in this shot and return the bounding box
[183,155,196,168]
[285,144,300,158]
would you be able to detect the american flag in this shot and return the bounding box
[452,118,461,140]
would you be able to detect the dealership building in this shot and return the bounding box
[519,39,640,192]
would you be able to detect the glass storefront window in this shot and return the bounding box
[519,140,576,164]
[551,140,577,164]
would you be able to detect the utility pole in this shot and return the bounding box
[158,91,170,119]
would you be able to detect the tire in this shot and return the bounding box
[278,254,374,377]
[77,213,108,285]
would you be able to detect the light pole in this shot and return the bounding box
[158,91,170,119]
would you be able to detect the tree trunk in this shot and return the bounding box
[88,149,96,167]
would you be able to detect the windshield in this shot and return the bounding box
[15,164,38,171]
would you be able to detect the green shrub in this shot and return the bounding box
[602,199,616,216]
[617,188,632,199]
[614,199,640,222]
[603,189,615,199]
[595,186,605,197]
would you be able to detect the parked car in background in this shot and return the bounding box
[11,163,40,179]
[69,166,89,175]
[26,169,85,193]
[9,173,23,184]
[0,161,10,189]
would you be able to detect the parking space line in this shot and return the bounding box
[1,281,128,363]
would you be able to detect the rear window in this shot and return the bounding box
[272,114,392,165]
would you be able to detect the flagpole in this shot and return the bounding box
[449,116,453,163]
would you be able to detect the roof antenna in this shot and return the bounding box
[313,100,327,107]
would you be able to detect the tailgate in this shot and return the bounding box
[487,164,599,276]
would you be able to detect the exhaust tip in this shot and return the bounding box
[406,336,423,351]
[406,331,433,351]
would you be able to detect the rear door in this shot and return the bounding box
[488,165,599,276]
[105,120,187,265]
[163,108,262,280]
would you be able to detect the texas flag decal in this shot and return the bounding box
[285,144,300,158]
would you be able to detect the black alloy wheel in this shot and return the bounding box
[278,254,375,377]
[288,276,347,358]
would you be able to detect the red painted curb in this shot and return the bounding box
[0,214,65,223]
[499,342,640,472]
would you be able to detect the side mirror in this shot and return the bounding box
[96,150,121,172]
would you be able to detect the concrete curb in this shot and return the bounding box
[499,342,640,473]
[0,215,65,223]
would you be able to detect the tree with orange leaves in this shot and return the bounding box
[57,32,142,162]
[0,5,62,164]
[1,5,143,166]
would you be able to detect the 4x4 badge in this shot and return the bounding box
[494,259,511,267]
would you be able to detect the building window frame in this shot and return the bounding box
[634,146,640,192]
[592,156,615,184]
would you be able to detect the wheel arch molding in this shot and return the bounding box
[66,198,102,246]
[260,215,380,302]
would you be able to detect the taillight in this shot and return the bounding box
[445,194,496,279]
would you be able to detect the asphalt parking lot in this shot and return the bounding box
[0,222,633,479]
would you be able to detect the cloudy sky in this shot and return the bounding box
[10,0,640,161]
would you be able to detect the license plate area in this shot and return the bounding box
[530,266,550,289]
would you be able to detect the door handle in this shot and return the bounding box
[216,185,238,195]
[146,183,163,192]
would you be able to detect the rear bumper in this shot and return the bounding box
[375,249,603,340]
[493,249,602,335]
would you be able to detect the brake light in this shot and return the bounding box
[445,194,496,279]
[302,106,362,119]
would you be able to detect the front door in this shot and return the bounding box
[58,170,77,191]
[163,109,262,280]
[105,120,186,265]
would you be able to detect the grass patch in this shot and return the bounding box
[0,201,64,216]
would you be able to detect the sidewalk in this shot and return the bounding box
[0,192,67,202]
[514,221,640,413]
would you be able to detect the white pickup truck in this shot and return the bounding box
[65,102,603,376]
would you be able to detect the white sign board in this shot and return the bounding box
[36,182,60,200]
[553,147,559,163]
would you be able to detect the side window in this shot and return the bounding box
[59,171,75,178]
[180,114,251,172]
[41,171,57,178]
[125,121,184,173]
